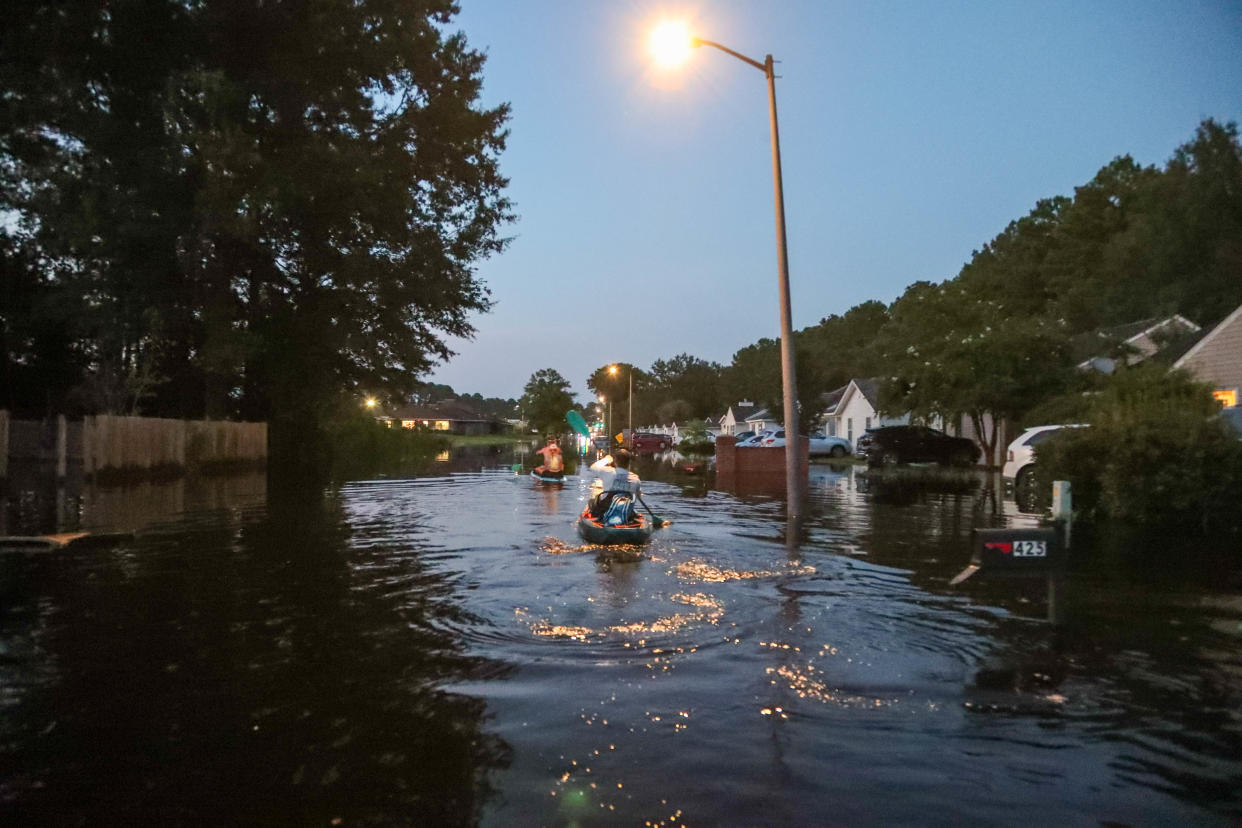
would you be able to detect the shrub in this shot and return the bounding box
[325,413,450,477]
[1033,365,1242,535]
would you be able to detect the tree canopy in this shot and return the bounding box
[1,0,513,475]
[519,368,574,437]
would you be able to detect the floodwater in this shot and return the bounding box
[1,447,1240,824]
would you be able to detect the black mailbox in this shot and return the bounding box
[950,527,1063,585]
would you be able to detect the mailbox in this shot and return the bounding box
[950,527,1063,585]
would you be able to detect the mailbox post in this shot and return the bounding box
[951,526,1066,624]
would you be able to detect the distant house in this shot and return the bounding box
[744,407,775,434]
[825,378,909,447]
[719,401,763,435]
[1174,302,1242,409]
[1073,315,1202,374]
[380,400,502,435]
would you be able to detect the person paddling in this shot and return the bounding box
[534,437,565,479]
[587,449,641,522]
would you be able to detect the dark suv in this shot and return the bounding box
[855,425,979,467]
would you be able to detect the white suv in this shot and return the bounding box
[1002,424,1086,485]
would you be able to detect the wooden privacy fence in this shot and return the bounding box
[84,415,267,476]
[0,411,266,478]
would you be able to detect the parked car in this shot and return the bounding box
[730,430,757,444]
[1001,424,1086,486]
[736,430,774,447]
[629,432,671,452]
[756,430,852,458]
[855,425,980,467]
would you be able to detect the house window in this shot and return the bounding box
[865,416,872,430]
[401,420,416,429]
[847,417,853,442]
[1214,389,1237,408]
[435,420,451,431]
[828,421,836,436]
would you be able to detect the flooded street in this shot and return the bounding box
[2,448,1240,824]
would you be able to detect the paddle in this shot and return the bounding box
[565,409,590,439]
[638,494,671,529]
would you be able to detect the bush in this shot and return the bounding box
[325,413,450,477]
[1033,365,1242,535]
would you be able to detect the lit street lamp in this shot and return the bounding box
[649,21,804,518]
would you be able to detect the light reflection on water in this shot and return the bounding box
[0,450,1239,824]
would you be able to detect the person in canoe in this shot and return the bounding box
[534,437,565,480]
[587,449,640,524]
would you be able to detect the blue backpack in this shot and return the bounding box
[602,494,636,525]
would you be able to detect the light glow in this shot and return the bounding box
[649,20,693,68]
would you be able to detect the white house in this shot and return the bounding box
[824,378,908,448]
[719,401,763,435]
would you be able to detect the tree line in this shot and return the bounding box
[519,120,1242,444]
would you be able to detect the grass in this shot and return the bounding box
[448,432,527,447]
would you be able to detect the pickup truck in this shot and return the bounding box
[629,432,671,452]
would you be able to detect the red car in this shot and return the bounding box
[629,432,671,452]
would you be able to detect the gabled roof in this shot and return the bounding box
[743,407,771,423]
[820,385,848,415]
[727,402,762,422]
[849,378,882,409]
[1070,314,1201,367]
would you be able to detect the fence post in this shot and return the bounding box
[56,414,68,481]
[0,409,8,481]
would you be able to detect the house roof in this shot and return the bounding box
[820,385,848,414]
[727,403,762,422]
[743,407,771,423]
[1070,314,1201,367]
[851,378,882,409]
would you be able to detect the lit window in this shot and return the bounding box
[435,420,450,430]
[1213,389,1237,408]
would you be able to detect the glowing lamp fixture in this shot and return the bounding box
[649,20,693,67]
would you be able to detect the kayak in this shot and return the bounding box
[576,506,654,545]
[530,470,567,485]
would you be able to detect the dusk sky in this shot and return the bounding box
[428,0,1242,404]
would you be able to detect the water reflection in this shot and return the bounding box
[0,446,1238,823]
[0,482,510,824]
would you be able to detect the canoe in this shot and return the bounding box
[576,506,654,545]
[530,470,567,485]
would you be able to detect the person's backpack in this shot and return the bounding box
[602,494,635,525]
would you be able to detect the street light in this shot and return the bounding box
[649,22,804,519]
[609,364,633,442]
[599,395,611,443]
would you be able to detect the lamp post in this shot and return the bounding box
[652,25,803,518]
[609,364,633,443]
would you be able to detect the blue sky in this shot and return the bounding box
[428,0,1242,402]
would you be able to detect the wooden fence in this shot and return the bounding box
[0,411,267,479]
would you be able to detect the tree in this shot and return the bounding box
[519,369,574,437]
[645,354,726,419]
[1,0,514,482]
[878,280,1074,461]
